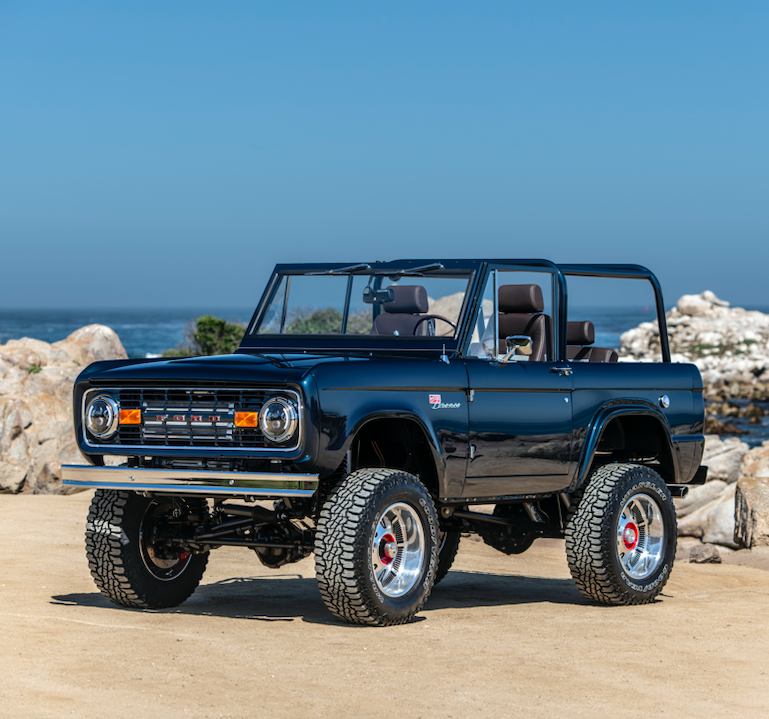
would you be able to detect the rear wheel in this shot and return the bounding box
[315,468,439,626]
[86,489,209,609]
[565,463,676,605]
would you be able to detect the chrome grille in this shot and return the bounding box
[88,387,299,451]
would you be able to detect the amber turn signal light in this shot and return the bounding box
[235,411,259,428]
[119,409,141,425]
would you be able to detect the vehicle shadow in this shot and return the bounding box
[50,569,590,625]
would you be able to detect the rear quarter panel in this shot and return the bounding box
[571,361,704,484]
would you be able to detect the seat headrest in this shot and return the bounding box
[567,321,595,346]
[383,285,429,314]
[498,284,544,314]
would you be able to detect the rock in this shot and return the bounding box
[620,291,769,394]
[700,290,730,308]
[689,544,722,563]
[677,482,737,548]
[704,417,744,435]
[703,435,749,483]
[0,325,126,494]
[678,293,713,317]
[53,325,127,367]
[675,480,728,518]
[743,403,766,418]
[702,489,737,546]
[738,441,769,481]
[735,477,769,548]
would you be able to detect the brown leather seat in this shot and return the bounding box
[566,321,618,362]
[497,284,551,362]
[371,286,431,336]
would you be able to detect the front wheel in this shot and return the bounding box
[85,489,209,609]
[565,463,677,605]
[315,468,440,626]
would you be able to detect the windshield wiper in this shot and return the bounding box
[308,263,372,276]
[375,262,445,277]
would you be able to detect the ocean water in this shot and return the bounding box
[2,303,767,359]
[0,308,253,359]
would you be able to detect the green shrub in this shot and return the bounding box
[163,315,246,357]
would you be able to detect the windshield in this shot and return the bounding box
[253,272,472,340]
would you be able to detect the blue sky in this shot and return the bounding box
[1,2,767,309]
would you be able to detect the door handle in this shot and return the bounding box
[549,366,572,376]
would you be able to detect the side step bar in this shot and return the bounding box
[61,465,319,498]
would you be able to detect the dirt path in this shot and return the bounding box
[2,491,769,719]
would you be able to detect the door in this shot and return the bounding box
[461,265,573,498]
[464,359,573,497]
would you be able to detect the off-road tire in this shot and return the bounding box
[86,489,209,609]
[434,531,461,585]
[565,463,677,605]
[315,468,440,626]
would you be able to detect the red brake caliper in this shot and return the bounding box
[380,533,397,566]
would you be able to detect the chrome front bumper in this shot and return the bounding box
[61,465,319,498]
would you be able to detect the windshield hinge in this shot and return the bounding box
[465,389,475,402]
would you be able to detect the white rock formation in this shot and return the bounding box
[675,436,750,547]
[735,476,769,548]
[701,435,749,484]
[0,325,127,493]
[734,442,769,548]
[677,482,738,548]
[619,290,769,387]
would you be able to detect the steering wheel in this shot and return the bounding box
[413,314,458,336]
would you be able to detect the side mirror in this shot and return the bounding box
[501,335,533,364]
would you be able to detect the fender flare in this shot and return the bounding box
[338,409,446,486]
[571,402,676,492]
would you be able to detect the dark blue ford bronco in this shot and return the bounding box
[63,260,707,626]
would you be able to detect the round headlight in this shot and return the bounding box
[85,394,119,439]
[259,397,298,443]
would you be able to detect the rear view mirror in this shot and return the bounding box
[362,287,395,305]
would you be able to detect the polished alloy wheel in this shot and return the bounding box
[616,492,664,580]
[371,502,426,597]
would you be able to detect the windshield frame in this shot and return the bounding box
[239,260,482,355]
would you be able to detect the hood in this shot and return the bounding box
[79,352,361,386]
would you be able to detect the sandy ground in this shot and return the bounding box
[2,491,769,719]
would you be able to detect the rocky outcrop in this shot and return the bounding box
[675,436,749,548]
[619,291,769,395]
[0,326,127,493]
[738,441,769,481]
[678,481,737,548]
[734,442,769,548]
[701,435,748,484]
[735,478,769,548]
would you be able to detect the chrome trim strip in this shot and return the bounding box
[81,387,303,454]
[61,464,318,497]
